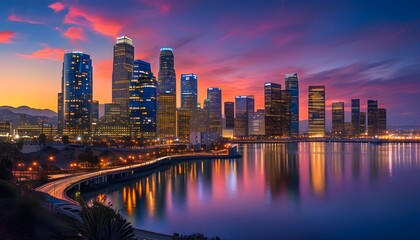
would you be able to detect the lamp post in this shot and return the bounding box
[47,155,54,180]
[33,161,38,180]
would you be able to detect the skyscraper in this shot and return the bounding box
[57,93,63,135]
[360,112,366,134]
[92,100,99,124]
[181,74,198,111]
[332,102,345,136]
[308,86,325,137]
[285,73,299,137]
[224,102,235,129]
[351,99,360,135]
[129,60,157,139]
[177,108,192,140]
[158,47,176,139]
[378,108,387,135]
[235,96,255,137]
[280,90,292,137]
[61,51,93,139]
[264,83,282,136]
[368,100,379,136]
[112,36,134,121]
[249,109,265,135]
[206,88,222,134]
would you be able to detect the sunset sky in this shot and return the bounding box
[0,0,419,125]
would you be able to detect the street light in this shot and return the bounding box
[47,155,54,180]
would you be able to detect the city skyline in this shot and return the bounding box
[0,0,419,126]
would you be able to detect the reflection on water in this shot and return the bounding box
[83,143,420,239]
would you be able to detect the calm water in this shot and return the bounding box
[83,143,420,239]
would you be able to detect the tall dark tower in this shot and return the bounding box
[206,88,222,135]
[368,100,379,136]
[308,86,325,137]
[351,99,360,136]
[264,82,282,136]
[285,73,299,137]
[112,36,134,121]
[157,47,176,139]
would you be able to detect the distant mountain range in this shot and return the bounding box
[0,106,56,118]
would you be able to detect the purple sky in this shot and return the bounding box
[0,0,419,126]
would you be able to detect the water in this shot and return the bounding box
[83,143,420,239]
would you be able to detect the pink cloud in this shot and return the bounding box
[0,31,16,43]
[8,14,44,25]
[64,6,122,38]
[16,47,66,61]
[48,2,66,12]
[139,0,171,14]
[63,26,87,42]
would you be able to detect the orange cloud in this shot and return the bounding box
[16,47,65,61]
[64,6,121,38]
[63,26,87,42]
[8,14,44,24]
[48,2,65,12]
[0,31,15,43]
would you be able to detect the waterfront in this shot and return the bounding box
[83,143,420,239]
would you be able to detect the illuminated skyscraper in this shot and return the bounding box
[61,51,93,139]
[112,36,134,121]
[177,108,192,140]
[129,60,157,138]
[92,100,99,124]
[181,73,198,111]
[264,83,282,136]
[332,102,345,136]
[206,88,222,134]
[224,102,234,129]
[285,73,299,137]
[280,90,292,137]
[360,112,366,134]
[104,103,121,123]
[351,99,360,135]
[249,109,265,135]
[158,47,176,139]
[308,86,325,137]
[368,100,379,136]
[57,93,63,135]
[235,96,255,137]
[378,108,387,135]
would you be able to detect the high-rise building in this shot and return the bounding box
[206,88,222,134]
[192,107,208,132]
[181,74,198,111]
[112,36,134,121]
[235,96,255,137]
[158,47,176,139]
[332,102,345,136]
[379,108,387,135]
[360,112,366,134]
[264,83,282,136]
[249,109,265,135]
[308,86,325,137]
[177,108,193,140]
[57,93,63,135]
[104,103,121,123]
[367,100,379,136]
[92,100,99,124]
[285,73,299,137]
[351,99,360,135]
[61,51,93,139]
[224,102,235,129]
[129,60,157,139]
[280,90,292,137]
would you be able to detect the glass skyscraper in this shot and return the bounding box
[285,73,299,137]
[235,96,255,137]
[351,99,360,135]
[206,88,222,134]
[308,86,325,137]
[129,60,157,139]
[61,51,93,139]
[181,73,198,110]
[264,82,282,136]
[157,47,176,139]
[368,100,379,136]
[112,36,134,121]
[224,102,235,129]
[332,102,345,136]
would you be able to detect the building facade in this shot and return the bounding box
[368,100,379,136]
[280,90,292,137]
[285,73,299,137]
[206,88,222,135]
[379,108,387,135]
[308,86,325,137]
[235,96,255,137]
[264,83,282,136]
[249,109,265,135]
[180,73,198,110]
[224,102,235,129]
[351,99,360,135]
[332,102,345,136]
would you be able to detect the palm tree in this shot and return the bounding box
[79,198,134,240]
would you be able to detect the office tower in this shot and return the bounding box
[177,108,192,140]
[351,99,360,135]
[181,74,198,110]
[235,96,255,137]
[61,51,93,138]
[280,90,292,137]
[192,107,208,132]
[360,112,366,134]
[285,73,299,137]
[367,100,379,136]
[112,36,134,120]
[129,60,157,138]
[104,103,121,123]
[249,109,265,135]
[92,100,99,124]
[264,83,282,136]
[206,88,222,134]
[332,102,345,136]
[157,47,176,139]
[57,93,63,135]
[308,86,325,137]
[224,102,235,129]
[378,108,387,135]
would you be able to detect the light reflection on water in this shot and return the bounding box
[83,143,420,239]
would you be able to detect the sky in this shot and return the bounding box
[0,0,419,126]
